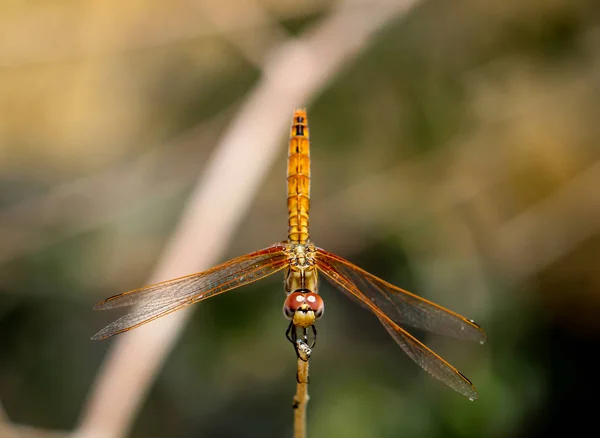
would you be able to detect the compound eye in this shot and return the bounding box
[283,292,306,319]
[283,306,295,319]
[305,293,324,319]
[314,307,324,319]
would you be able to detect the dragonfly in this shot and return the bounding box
[93,109,486,400]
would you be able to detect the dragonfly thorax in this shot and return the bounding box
[284,242,316,267]
[284,242,318,294]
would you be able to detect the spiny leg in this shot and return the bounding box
[309,325,317,348]
[287,322,311,362]
[286,320,296,345]
[286,322,317,360]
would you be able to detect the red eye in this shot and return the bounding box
[283,292,306,319]
[282,291,325,320]
[305,293,324,319]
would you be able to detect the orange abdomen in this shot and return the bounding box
[287,109,311,244]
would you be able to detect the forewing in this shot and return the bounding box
[92,243,288,339]
[317,254,479,399]
[316,249,486,344]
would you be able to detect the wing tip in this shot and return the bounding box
[93,294,122,310]
[90,332,105,341]
[91,325,121,340]
[466,389,478,401]
[91,328,119,341]
[466,319,487,345]
[456,370,479,401]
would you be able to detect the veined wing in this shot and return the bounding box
[376,314,478,400]
[316,250,481,399]
[316,249,486,344]
[92,243,289,340]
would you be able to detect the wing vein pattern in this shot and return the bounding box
[316,248,481,399]
[92,243,288,340]
[316,249,486,343]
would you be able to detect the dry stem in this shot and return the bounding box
[293,341,312,438]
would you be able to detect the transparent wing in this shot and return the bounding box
[316,250,483,399]
[316,249,486,343]
[376,315,478,400]
[92,243,289,340]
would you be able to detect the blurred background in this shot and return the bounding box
[1,0,599,437]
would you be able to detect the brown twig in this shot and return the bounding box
[293,341,312,438]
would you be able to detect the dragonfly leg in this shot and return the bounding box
[309,324,317,348]
[286,322,315,361]
[286,320,296,344]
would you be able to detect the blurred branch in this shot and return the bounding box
[74,1,417,438]
[0,109,231,265]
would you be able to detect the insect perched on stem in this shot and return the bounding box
[93,109,486,400]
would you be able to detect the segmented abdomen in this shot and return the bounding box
[287,109,310,244]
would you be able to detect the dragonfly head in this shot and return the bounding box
[283,290,324,328]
